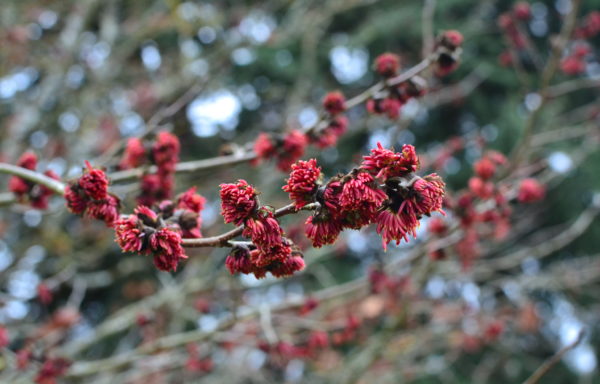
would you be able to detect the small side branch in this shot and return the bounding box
[0,163,66,196]
[522,331,585,384]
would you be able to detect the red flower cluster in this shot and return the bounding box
[361,142,419,179]
[374,53,401,77]
[575,11,600,39]
[310,91,349,148]
[468,152,506,199]
[118,131,180,206]
[283,159,321,209]
[498,9,527,49]
[298,145,444,250]
[65,162,120,226]
[221,181,305,278]
[114,204,190,272]
[119,137,146,169]
[322,91,346,115]
[220,179,258,225]
[367,53,429,120]
[34,357,71,384]
[253,130,308,171]
[560,43,590,76]
[517,178,545,203]
[8,152,60,209]
[169,187,206,238]
[434,30,464,76]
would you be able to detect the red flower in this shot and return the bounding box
[381,98,403,119]
[178,210,203,239]
[16,349,32,370]
[283,159,321,209]
[374,53,400,77]
[517,178,545,203]
[513,2,531,20]
[413,174,445,215]
[225,246,255,275]
[37,283,53,305]
[64,185,88,214]
[0,326,8,348]
[560,56,585,75]
[322,91,346,115]
[305,214,343,248]
[220,180,258,225]
[120,137,147,169]
[137,174,164,207]
[243,210,285,252]
[468,177,494,199]
[8,175,29,195]
[440,30,464,49]
[269,254,305,277]
[278,130,308,171]
[339,171,387,228]
[115,216,145,254]
[86,194,121,226]
[253,132,277,160]
[151,227,187,272]
[177,187,206,213]
[376,202,419,250]
[34,357,71,384]
[16,151,38,170]
[474,157,496,180]
[79,161,109,200]
[308,330,329,350]
[361,143,419,180]
[428,217,447,235]
[152,131,180,173]
[311,116,349,148]
[249,242,293,269]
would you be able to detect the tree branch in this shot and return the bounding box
[0,163,66,196]
[522,330,585,384]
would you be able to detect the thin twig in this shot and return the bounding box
[522,331,585,384]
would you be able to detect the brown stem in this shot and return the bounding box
[522,331,585,384]
[182,203,319,248]
[0,163,66,196]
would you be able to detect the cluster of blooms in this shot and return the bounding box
[574,11,600,39]
[221,180,305,278]
[253,129,308,172]
[309,91,349,148]
[366,31,462,120]
[64,161,120,226]
[433,30,465,76]
[253,31,462,173]
[34,357,71,384]
[498,2,530,51]
[119,131,180,206]
[281,144,445,251]
[114,187,205,271]
[8,152,60,209]
[185,344,214,373]
[428,151,546,267]
[560,43,590,76]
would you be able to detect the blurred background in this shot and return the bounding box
[0,0,599,383]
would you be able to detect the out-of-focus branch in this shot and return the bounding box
[421,0,437,58]
[0,163,66,196]
[522,330,585,384]
[474,201,599,281]
[109,152,258,183]
[510,0,581,170]
[66,277,366,377]
[546,77,600,99]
